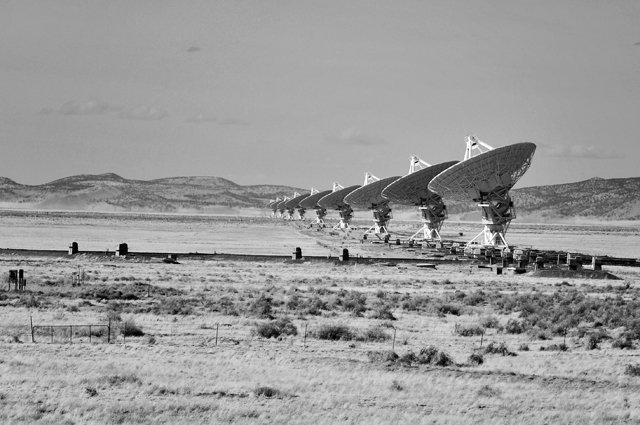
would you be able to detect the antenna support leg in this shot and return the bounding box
[363,203,392,239]
[465,190,515,249]
[409,205,446,242]
[309,208,327,229]
[333,206,354,231]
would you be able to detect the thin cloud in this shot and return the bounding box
[39,107,53,115]
[59,99,109,115]
[119,105,168,121]
[187,46,201,52]
[218,117,250,126]
[186,114,217,123]
[327,127,388,146]
[539,143,622,159]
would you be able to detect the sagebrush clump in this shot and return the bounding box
[253,318,298,339]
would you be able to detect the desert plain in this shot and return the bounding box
[1,210,640,424]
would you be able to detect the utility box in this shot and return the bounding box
[68,242,79,255]
[116,243,128,257]
[340,248,350,262]
[292,247,302,260]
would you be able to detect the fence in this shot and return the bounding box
[2,318,498,353]
[2,318,409,349]
[4,318,150,344]
[29,317,112,344]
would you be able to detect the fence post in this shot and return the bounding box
[50,326,53,343]
[392,327,397,352]
[107,319,111,344]
[89,325,92,343]
[30,316,34,343]
[215,323,219,346]
[303,324,308,349]
[480,330,485,347]
[70,326,73,344]
[123,322,127,345]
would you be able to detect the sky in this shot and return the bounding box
[1,0,639,190]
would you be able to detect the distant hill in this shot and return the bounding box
[0,174,639,221]
[0,173,305,212]
[444,177,640,221]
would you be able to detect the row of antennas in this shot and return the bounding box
[269,133,492,203]
[267,134,521,248]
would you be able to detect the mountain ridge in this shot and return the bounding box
[0,173,306,212]
[1,173,639,221]
[445,176,640,221]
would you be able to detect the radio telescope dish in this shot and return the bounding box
[299,189,331,209]
[382,160,458,206]
[269,197,281,218]
[284,193,304,209]
[318,183,361,230]
[277,194,300,220]
[381,157,458,242]
[428,134,536,248]
[344,173,401,237]
[276,196,291,219]
[299,188,332,228]
[284,192,309,220]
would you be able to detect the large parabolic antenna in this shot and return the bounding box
[276,197,290,219]
[269,197,281,218]
[284,192,309,220]
[299,188,332,228]
[264,199,277,218]
[428,135,536,248]
[344,173,401,237]
[382,156,458,241]
[318,183,361,230]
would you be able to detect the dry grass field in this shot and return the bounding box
[1,211,640,424]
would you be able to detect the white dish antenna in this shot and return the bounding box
[344,173,402,238]
[318,183,361,231]
[276,196,290,219]
[382,157,458,242]
[270,197,282,218]
[284,192,310,220]
[429,135,536,248]
[299,188,332,228]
